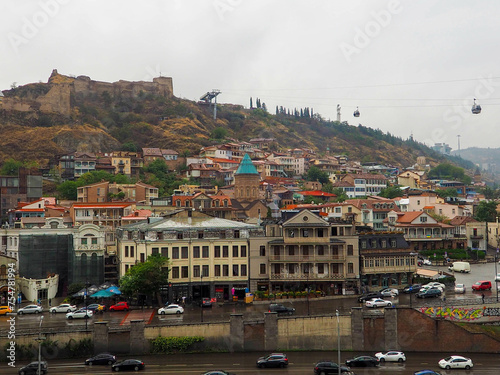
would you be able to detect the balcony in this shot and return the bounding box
[404,234,455,240]
[470,234,484,239]
[269,254,345,262]
[270,273,345,280]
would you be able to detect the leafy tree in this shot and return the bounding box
[378,186,404,199]
[57,181,78,200]
[435,188,458,199]
[121,141,138,152]
[428,163,471,184]
[322,182,335,194]
[119,254,169,306]
[480,186,499,200]
[332,188,348,202]
[211,127,228,140]
[474,200,498,222]
[0,158,23,176]
[306,166,330,185]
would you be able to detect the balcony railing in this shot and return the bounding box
[269,254,345,262]
[270,273,345,280]
[404,234,455,240]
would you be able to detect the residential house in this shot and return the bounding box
[74,152,97,177]
[335,173,388,198]
[142,148,164,165]
[397,170,423,189]
[346,198,399,231]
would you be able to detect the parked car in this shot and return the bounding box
[471,280,492,291]
[109,301,130,311]
[357,292,383,302]
[85,353,117,365]
[424,282,445,289]
[18,361,48,375]
[448,261,471,273]
[268,303,295,315]
[313,361,351,374]
[17,305,42,315]
[87,303,106,312]
[380,288,399,297]
[374,351,406,362]
[496,273,500,282]
[416,288,442,299]
[158,304,184,315]
[256,353,288,368]
[200,298,213,308]
[66,309,93,319]
[403,284,422,294]
[418,259,432,266]
[365,298,393,308]
[454,284,466,294]
[202,371,236,375]
[50,303,77,313]
[346,356,379,367]
[111,359,145,372]
[438,355,473,369]
[414,371,443,375]
[0,305,12,315]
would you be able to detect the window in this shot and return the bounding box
[161,247,168,257]
[223,246,229,257]
[233,265,239,276]
[371,240,377,248]
[289,229,295,238]
[91,237,98,245]
[259,264,266,274]
[241,264,247,276]
[318,264,324,274]
[348,263,354,274]
[234,230,240,238]
[181,266,188,278]
[420,216,427,223]
[125,264,129,272]
[240,245,247,257]
[202,246,209,258]
[125,246,129,257]
[172,267,179,278]
[361,241,366,249]
[152,247,159,255]
[232,246,238,257]
[81,238,87,245]
[172,247,179,259]
[193,265,200,277]
[381,240,386,248]
[223,265,229,276]
[202,265,209,277]
[140,253,145,263]
[193,246,200,258]
[302,229,309,237]
[317,228,324,237]
[391,239,397,248]
[318,246,324,256]
[347,245,354,256]
[177,232,183,239]
[181,247,188,259]
[214,265,221,276]
[259,245,266,256]
[130,246,134,258]
[215,246,221,258]
[198,231,204,239]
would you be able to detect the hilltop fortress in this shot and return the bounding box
[0,69,174,116]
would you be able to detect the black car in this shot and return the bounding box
[357,292,383,303]
[85,352,116,365]
[200,298,213,308]
[346,355,379,367]
[19,361,48,375]
[314,361,351,374]
[256,353,288,368]
[403,284,422,294]
[111,359,145,372]
[416,288,442,298]
[268,303,295,316]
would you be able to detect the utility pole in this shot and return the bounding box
[37,316,45,375]
[336,309,340,375]
[200,274,204,323]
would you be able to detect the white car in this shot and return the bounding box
[425,282,445,289]
[380,288,399,297]
[365,298,393,308]
[50,303,77,313]
[17,305,43,315]
[66,309,93,319]
[375,351,406,362]
[454,284,466,294]
[158,304,184,315]
[495,273,500,282]
[438,355,473,369]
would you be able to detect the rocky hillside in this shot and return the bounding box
[0,71,458,170]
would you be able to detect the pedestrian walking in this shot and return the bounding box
[481,293,485,304]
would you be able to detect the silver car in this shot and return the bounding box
[17,305,43,315]
[66,309,93,319]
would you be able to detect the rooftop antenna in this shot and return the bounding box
[200,90,221,120]
[336,104,341,122]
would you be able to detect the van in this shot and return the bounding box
[448,261,471,273]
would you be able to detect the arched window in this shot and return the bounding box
[50,221,58,229]
[176,200,181,207]
[246,187,250,197]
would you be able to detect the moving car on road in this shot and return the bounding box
[200,298,213,308]
[357,292,383,302]
[87,303,106,312]
[0,305,12,315]
[416,288,442,299]
[66,309,93,319]
[414,371,443,375]
[202,371,236,375]
[374,351,406,362]
[158,304,184,315]
[313,361,351,374]
[403,284,422,294]
[111,359,145,372]
[85,353,117,366]
[18,361,47,375]
[365,298,392,308]
[17,305,42,315]
[268,303,295,315]
[438,355,473,369]
[454,284,466,294]
[256,353,288,368]
[345,356,379,367]
[472,280,492,291]
[109,301,130,311]
[50,303,77,313]
[380,288,399,297]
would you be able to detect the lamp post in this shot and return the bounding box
[37,315,44,375]
[336,309,340,375]
[200,274,204,323]
[496,248,499,302]
[84,281,89,331]
[306,265,310,316]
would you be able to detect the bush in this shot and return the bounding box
[150,336,204,354]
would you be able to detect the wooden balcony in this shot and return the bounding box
[269,254,345,262]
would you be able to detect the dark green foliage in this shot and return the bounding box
[211,127,228,140]
[474,200,499,222]
[57,180,78,200]
[142,159,187,196]
[306,166,330,184]
[428,163,471,184]
[67,282,85,296]
[121,141,138,152]
[64,338,93,358]
[150,336,204,354]
[378,186,403,199]
[332,187,348,202]
[435,188,458,198]
[0,158,24,175]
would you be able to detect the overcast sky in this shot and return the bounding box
[2,0,500,151]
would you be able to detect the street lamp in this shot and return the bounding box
[336,309,340,375]
[496,248,499,302]
[84,281,90,331]
[37,315,45,375]
[200,274,204,323]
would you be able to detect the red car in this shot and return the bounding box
[472,280,492,291]
[109,302,130,311]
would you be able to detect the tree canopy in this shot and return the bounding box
[427,163,472,184]
[119,254,169,305]
[306,166,330,185]
[474,200,498,222]
[378,186,404,199]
